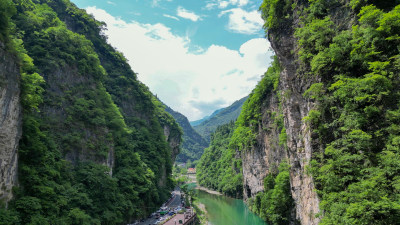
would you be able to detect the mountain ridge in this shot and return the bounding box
[194,96,248,143]
[164,105,208,163]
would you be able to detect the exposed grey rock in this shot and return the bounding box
[241,2,325,224]
[0,43,22,205]
[163,125,180,162]
[242,89,286,200]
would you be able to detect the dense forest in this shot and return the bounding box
[197,0,400,225]
[291,1,400,224]
[0,0,181,224]
[196,122,243,198]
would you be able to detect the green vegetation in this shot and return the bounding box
[258,0,400,223]
[230,57,281,152]
[165,105,208,163]
[0,0,15,44]
[196,56,288,219]
[292,1,400,224]
[248,163,295,225]
[194,96,248,143]
[260,0,293,30]
[0,0,181,224]
[197,122,243,198]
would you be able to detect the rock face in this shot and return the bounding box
[242,89,287,200]
[242,2,323,225]
[270,8,321,223]
[0,42,22,204]
[42,66,115,171]
[163,125,181,162]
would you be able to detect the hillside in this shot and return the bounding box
[0,0,181,224]
[194,96,248,143]
[197,1,400,225]
[165,106,208,163]
[189,108,223,126]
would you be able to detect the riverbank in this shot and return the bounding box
[195,186,222,196]
[192,200,209,225]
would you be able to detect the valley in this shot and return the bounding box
[1,0,400,225]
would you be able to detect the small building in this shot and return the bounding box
[187,168,196,174]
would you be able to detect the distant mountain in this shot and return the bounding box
[190,109,223,126]
[194,96,248,143]
[165,106,209,163]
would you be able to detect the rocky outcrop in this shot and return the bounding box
[0,42,22,204]
[163,125,181,161]
[242,2,323,224]
[268,7,321,223]
[42,66,115,171]
[242,89,286,200]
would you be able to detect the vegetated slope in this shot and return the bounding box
[164,105,208,163]
[196,121,243,198]
[189,108,223,126]
[194,96,248,143]
[0,0,181,224]
[198,1,400,225]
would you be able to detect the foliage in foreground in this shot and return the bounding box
[248,163,295,225]
[261,0,400,224]
[0,0,180,224]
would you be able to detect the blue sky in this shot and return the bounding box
[71,0,274,120]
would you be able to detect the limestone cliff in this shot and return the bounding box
[0,42,21,204]
[163,124,181,162]
[268,3,321,223]
[242,1,325,224]
[242,1,400,224]
[242,89,286,200]
[0,0,182,222]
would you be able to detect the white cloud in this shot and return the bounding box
[219,8,264,34]
[107,1,116,6]
[205,3,218,10]
[177,6,202,22]
[219,1,229,8]
[85,7,273,120]
[152,0,160,7]
[205,0,249,9]
[163,14,180,21]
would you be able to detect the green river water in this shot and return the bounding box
[195,189,268,225]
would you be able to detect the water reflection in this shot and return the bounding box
[195,190,268,225]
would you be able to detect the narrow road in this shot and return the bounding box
[135,187,182,225]
[168,188,182,208]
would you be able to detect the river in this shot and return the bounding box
[194,189,268,225]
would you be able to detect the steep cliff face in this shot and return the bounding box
[242,89,286,200]
[244,1,400,224]
[0,42,21,204]
[42,66,115,170]
[44,0,181,189]
[0,0,182,223]
[163,125,181,161]
[243,2,323,224]
[268,5,321,224]
[271,32,321,225]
